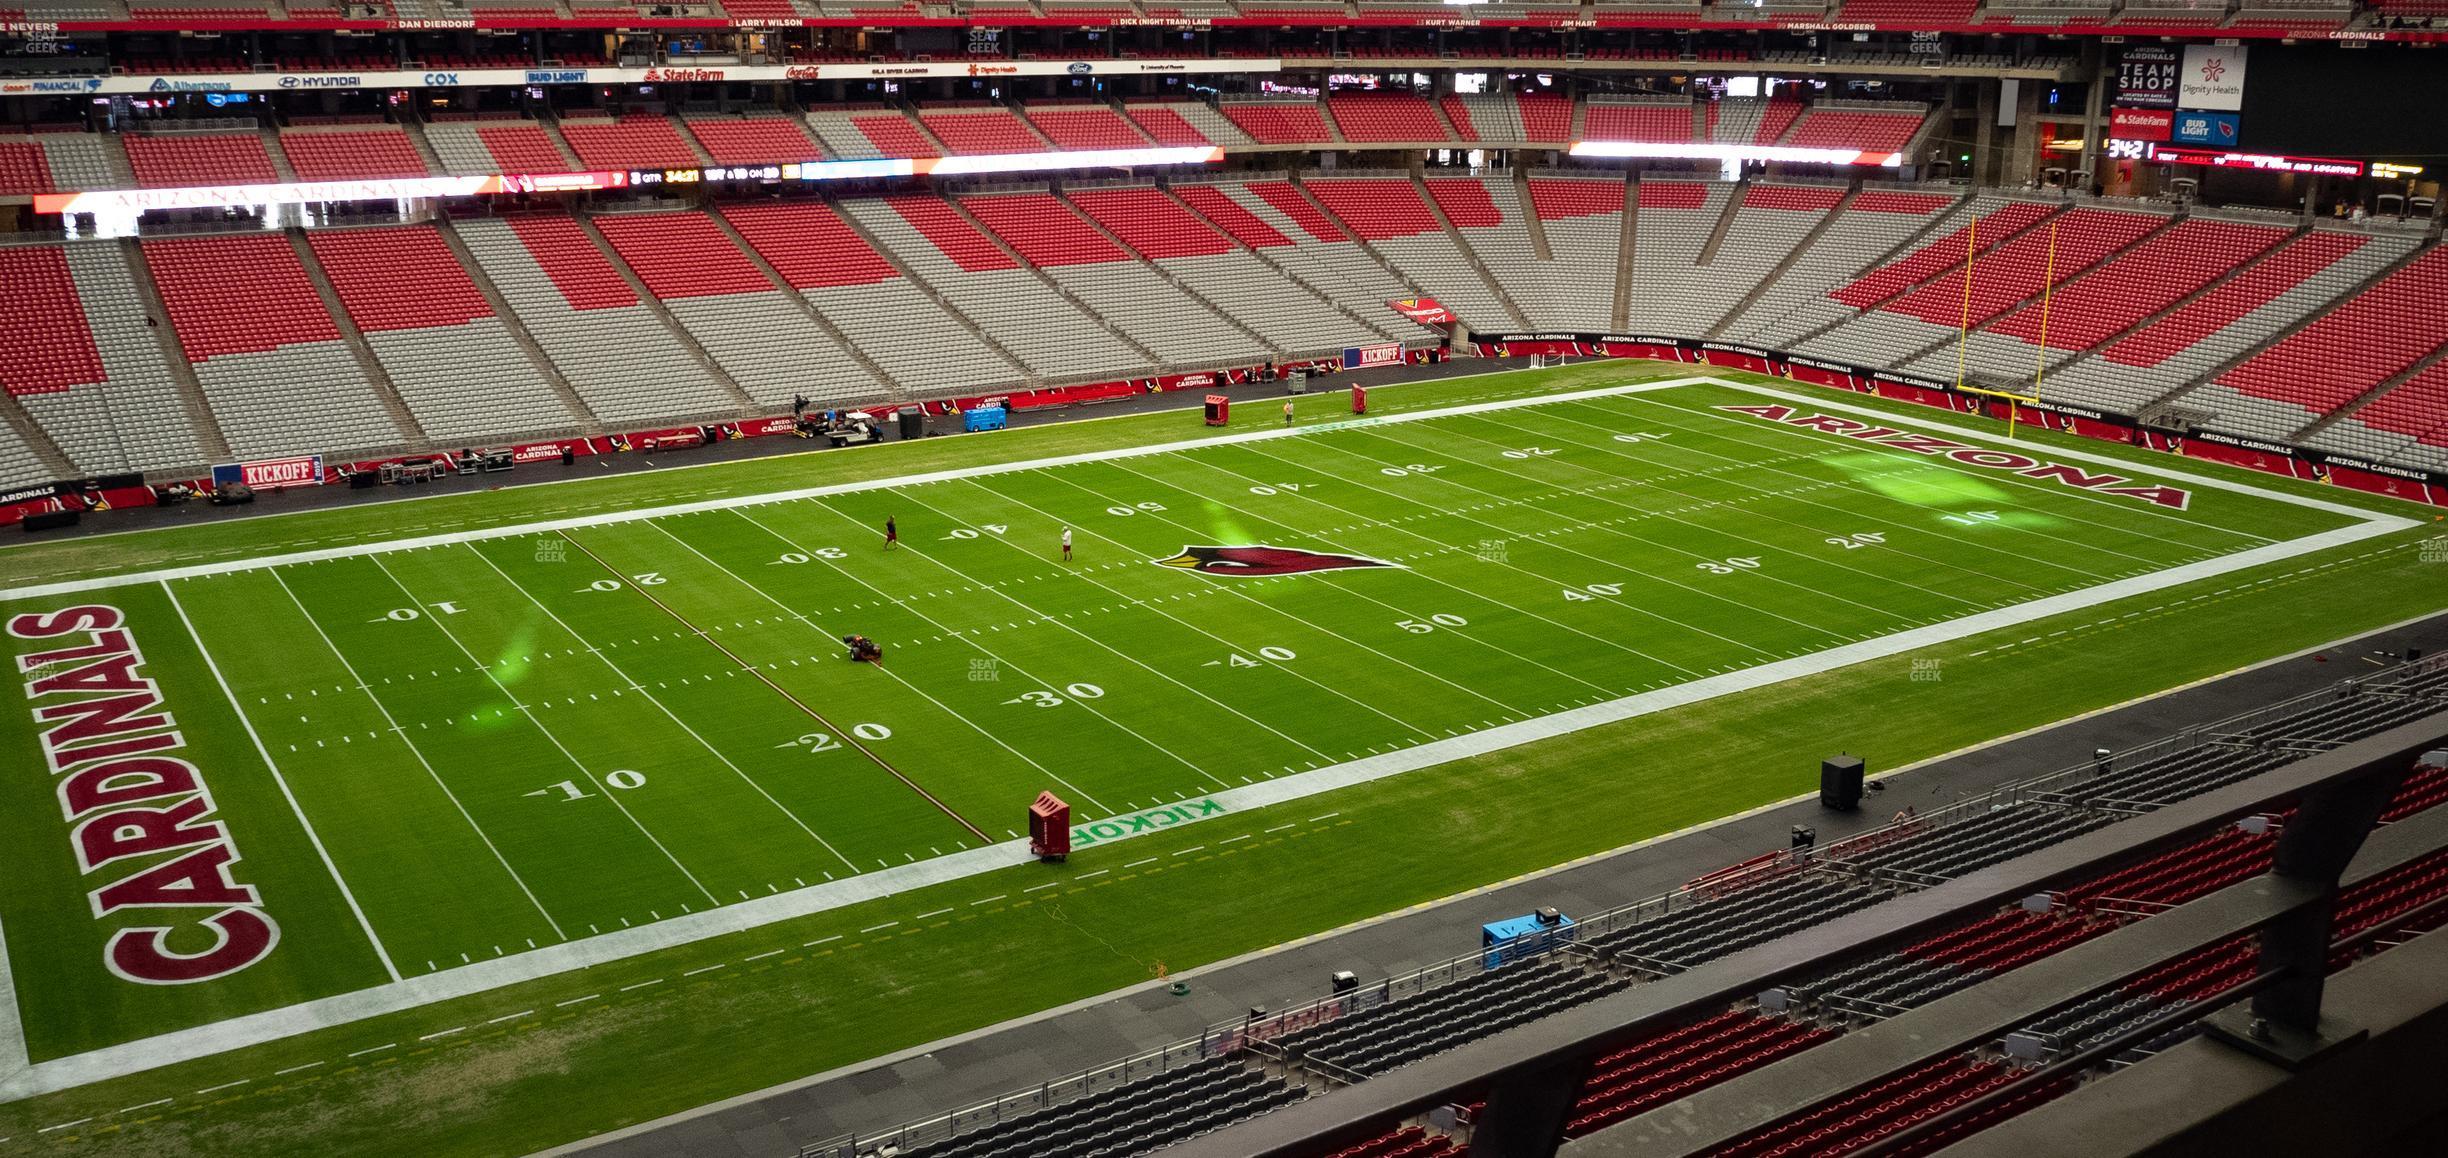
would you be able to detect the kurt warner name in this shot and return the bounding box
[11,605,279,985]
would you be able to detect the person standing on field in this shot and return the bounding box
[1284,399,1295,427]
[884,515,898,550]
[1061,526,1073,562]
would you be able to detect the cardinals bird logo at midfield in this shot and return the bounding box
[1153,545,1401,577]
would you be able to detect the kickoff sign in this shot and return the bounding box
[213,454,324,490]
[1344,342,1405,370]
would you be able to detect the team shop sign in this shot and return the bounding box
[10,605,278,985]
[1718,405,2192,510]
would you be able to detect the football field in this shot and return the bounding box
[0,374,2407,1098]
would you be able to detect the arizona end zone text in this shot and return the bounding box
[9,605,279,986]
[1718,405,2194,510]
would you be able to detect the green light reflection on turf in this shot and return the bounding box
[1821,454,2065,532]
[487,625,542,689]
[1825,453,2011,508]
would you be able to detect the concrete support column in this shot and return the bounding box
[2079,42,2108,192]
[1971,79,1999,185]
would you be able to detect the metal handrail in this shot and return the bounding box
[796,1030,1226,1158]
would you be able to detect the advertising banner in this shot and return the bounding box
[54,57,1272,97]
[1388,297,1457,326]
[2110,107,2174,142]
[2171,111,2241,148]
[214,454,323,490]
[2116,46,2181,109]
[2178,44,2248,112]
[1343,342,1404,370]
[2147,146,2362,177]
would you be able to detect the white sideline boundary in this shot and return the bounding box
[0,377,1698,604]
[0,377,2421,1102]
[0,918,26,1089]
[545,604,2448,1158]
[0,364,1545,568]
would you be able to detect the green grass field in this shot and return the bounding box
[0,364,2439,1157]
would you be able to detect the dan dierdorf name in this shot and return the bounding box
[11,605,279,985]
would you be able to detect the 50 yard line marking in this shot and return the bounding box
[1033,460,1536,717]
[933,476,1454,737]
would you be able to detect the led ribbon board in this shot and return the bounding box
[32,148,1225,217]
[1568,141,1906,167]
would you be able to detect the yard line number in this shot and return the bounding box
[581,573,667,592]
[529,770,647,801]
[771,547,849,564]
[1005,684,1106,708]
[776,725,895,753]
[1207,646,1297,668]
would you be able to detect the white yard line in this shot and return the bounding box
[1322,426,1955,629]
[1608,395,2210,568]
[1029,460,1530,717]
[929,476,1454,736]
[1719,384,2384,525]
[458,543,864,874]
[673,512,1118,815]
[259,568,568,942]
[1526,399,2108,590]
[1141,451,1627,697]
[0,377,2418,1103]
[0,364,1549,575]
[361,555,723,908]
[0,378,1709,605]
[1247,436,1838,654]
[0,918,25,1086]
[161,582,404,984]
[796,491,1339,773]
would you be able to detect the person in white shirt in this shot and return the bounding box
[1061,526,1073,562]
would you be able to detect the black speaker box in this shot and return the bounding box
[898,410,925,441]
[1821,755,1865,812]
[348,472,379,489]
[23,509,81,532]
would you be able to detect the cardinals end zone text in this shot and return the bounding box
[9,605,280,986]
